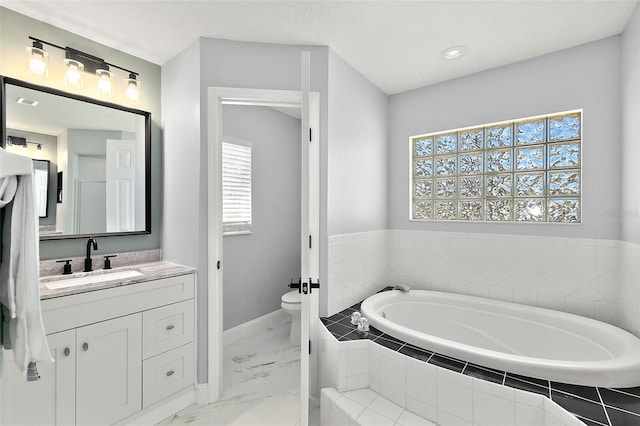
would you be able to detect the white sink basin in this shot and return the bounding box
[44,270,144,290]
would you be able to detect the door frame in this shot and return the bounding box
[206,86,320,403]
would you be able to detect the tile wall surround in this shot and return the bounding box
[318,321,594,426]
[328,230,630,332]
[619,241,640,337]
[39,249,162,277]
[327,230,387,316]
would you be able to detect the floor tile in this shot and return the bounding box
[156,315,315,426]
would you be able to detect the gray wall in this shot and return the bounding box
[0,7,162,259]
[327,50,389,236]
[222,105,301,331]
[622,3,640,245]
[388,36,622,240]
[162,38,330,383]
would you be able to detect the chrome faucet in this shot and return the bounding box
[393,284,411,293]
[84,238,99,272]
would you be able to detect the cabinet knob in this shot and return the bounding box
[64,347,71,357]
[83,342,89,351]
[166,324,175,330]
[166,370,175,377]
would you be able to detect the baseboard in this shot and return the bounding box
[117,387,195,425]
[223,309,289,345]
[195,382,209,405]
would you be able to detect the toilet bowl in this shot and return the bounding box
[281,290,301,346]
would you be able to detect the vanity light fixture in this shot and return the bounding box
[7,136,27,147]
[441,45,467,60]
[6,136,43,152]
[26,36,141,101]
[27,39,48,76]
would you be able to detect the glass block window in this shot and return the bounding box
[410,110,582,223]
[222,138,253,235]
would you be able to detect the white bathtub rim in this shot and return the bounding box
[361,289,640,388]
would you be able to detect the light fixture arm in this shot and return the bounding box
[29,36,139,77]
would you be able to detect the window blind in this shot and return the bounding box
[222,140,252,234]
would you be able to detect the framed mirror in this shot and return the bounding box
[1,76,151,240]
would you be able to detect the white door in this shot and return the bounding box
[76,313,142,425]
[74,154,106,234]
[1,330,76,426]
[299,50,316,426]
[106,139,136,232]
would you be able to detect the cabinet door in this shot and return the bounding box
[76,313,142,425]
[1,329,76,425]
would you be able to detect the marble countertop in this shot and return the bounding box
[39,261,196,300]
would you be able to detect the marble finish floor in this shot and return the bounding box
[157,314,319,426]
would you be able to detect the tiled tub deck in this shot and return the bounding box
[321,297,640,426]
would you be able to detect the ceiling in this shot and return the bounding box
[2,0,638,95]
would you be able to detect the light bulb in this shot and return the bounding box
[64,59,84,87]
[27,42,48,76]
[125,74,140,101]
[97,69,113,96]
[29,57,46,75]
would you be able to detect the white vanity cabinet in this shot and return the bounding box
[1,272,196,426]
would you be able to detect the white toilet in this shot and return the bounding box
[281,290,301,346]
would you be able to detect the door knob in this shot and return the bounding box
[82,342,89,351]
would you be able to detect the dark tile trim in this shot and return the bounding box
[322,293,640,426]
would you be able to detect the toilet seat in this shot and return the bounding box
[282,290,301,304]
[281,290,301,311]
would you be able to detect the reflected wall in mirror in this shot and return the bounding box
[2,77,151,239]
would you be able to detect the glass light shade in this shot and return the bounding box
[125,77,140,101]
[96,69,113,96]
[26,45,48,76]
[63,59,84,87]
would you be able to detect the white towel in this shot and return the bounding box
[0,147,53,373]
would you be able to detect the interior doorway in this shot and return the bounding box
[207,86,320,425]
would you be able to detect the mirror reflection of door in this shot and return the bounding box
[32,159,50,218]
[106,139,136,232]
[74,154,106,234]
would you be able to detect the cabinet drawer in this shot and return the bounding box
[142,342,195,408]
[143,299,194,359]
[42,274,195,334]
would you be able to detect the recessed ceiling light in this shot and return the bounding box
[16,97,39,107]
[441,46,467,60]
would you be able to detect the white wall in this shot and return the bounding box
[327,50,389,236]
[162,40,201,270]
[388,37,622,240]
[620,3,640,336]
[222,105,301,330]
